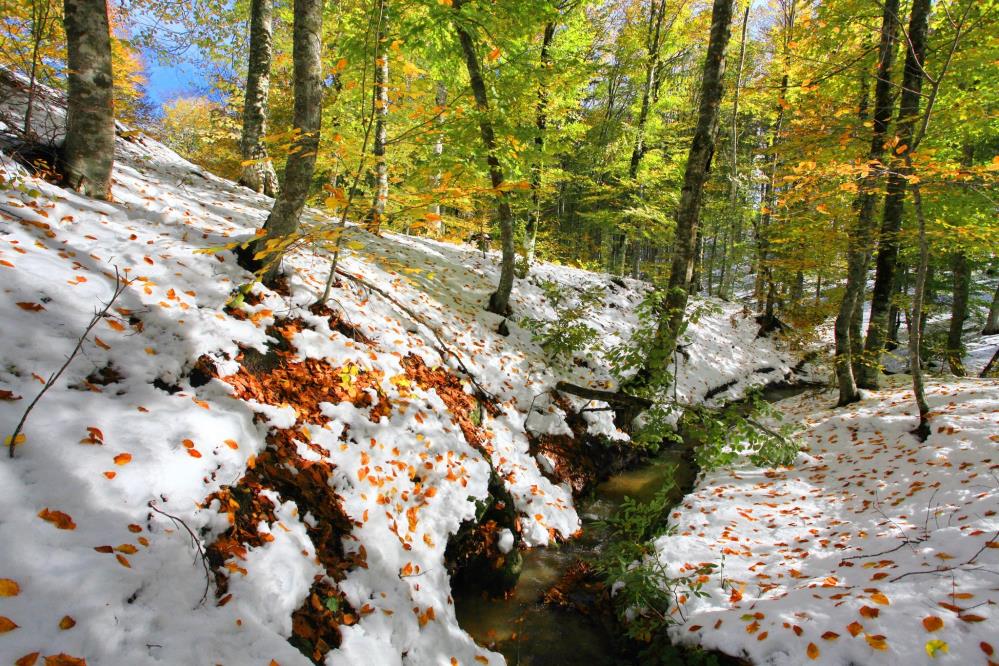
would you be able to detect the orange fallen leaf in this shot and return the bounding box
[113,453,132,466]
[225,439,239,450]
[847,621,863,637]
[43,655,87,666]
[103,471,116,479]
[115,544,138,554]
[806,643,819,660]
[0,616,18,632]
[821,631,840,640]
[16,302,45,311]
[981,642,994,656]
[186,448,202,458]
[94,337,111,350]
[865,634,888,651]
[922,616,943,632]
[128,524,143,533]
[859,605,879,618]
[106,319,125,332]
[115,554,131,568]
[38,508,76,530]
[15,653,40,666]
[870,592,889,605]
[58,616,76,630]
[0,579,20,596]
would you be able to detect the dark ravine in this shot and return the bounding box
[452,379,816,665]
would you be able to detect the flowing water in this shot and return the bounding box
[454,384,813,665]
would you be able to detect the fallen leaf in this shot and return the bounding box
[959,614,986,623]
[922,616,943,632]
[821,631,840,640]
[0,579,20,596]
[113,453,132,466]
[15,653,40,666]
[43,655,87,666]
[116,554,131,568]
[870,592,889,605]
[807,643,819,660]
[58,616,76,630]
[0,616,18,632]
[865,634,888,651]
[859,605,880,618]
[847,621,863,637]
[981,642,994,656]
[16,302,45,311]
[925,639,948,658]
[0,390,22,401]
[38,508,76,530]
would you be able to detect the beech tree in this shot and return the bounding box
[61,0,114,199]
[239,0,279,196]
[237,0,323,284]
[639,0,734,388]
[452,0,517,317]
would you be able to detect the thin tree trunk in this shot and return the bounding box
[367,0,390,233]
[521,21,556,277]
[983,282,999,336]
[237,0,323,285]
[640,0,734,386]
[239,0,279,197]
[718,3,748,301]
[859,0,931,388]
[834,0,899,403]
[453,0,516,316]
[947,251,970,375]
[61,0,115,199]
[429,82,447,236]
[24,0,54,137]
[908,175,931,440]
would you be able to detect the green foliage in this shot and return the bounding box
[593,481,716,644]
[520,280,604,363]
[685,391,798,471]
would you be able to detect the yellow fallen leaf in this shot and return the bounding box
[0,578,20,596]
[925,639,948,657]
[58,615,76,630]
[865,634,888,651]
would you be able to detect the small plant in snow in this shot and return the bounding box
[521,280,604,363]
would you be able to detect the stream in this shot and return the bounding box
[454,384,813,665]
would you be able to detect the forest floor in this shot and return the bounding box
[1,78,996,666]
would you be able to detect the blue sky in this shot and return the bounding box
[143,50,211,107]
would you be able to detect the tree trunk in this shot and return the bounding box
[983,282,999,336]
[908,175,931,440]
[834,0,899,403]
[946,251,970,375]
[640,0,734,386]
[366,0,390,234]
[429,82,447,236]
[453,0,516,316]
[237,0,323,284]
[239,0,279,197]
[521,21,556,277]
[858,0,930,389]
[61,0,115,200]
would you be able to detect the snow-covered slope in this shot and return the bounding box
[654,376,999,665]
[0,86,798,665]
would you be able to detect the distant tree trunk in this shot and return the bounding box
[984,282,999,336]
[640,0,734,386]
[946,251,970,375]
[366,0,390,234]
[429,82,447,235]
[61,0,115,200]
[521,21,556,277]
[834,0,898,404]
[453,0,516,316]
[719,2,749,301]
[859,0,930,389]
[239,0,279,197]
[23,0,56,137]
[237,0,323,284]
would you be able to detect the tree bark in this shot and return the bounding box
[238,0,323,284]
[640,0,734,386]
[453,0,516,316]
[858,0,930,389]
[983,282,999,336]
[366,0,390,233]
[239,0,279,197]
[946,251,970,375]
[61,0,115,200]
[520,21,556,277]
[719,2,749,300]
[429,82,447,235]
[834,0,899,404]
[908,174,931,440]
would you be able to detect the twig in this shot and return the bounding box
[6,268,131,458]
[330,268,495,401]
[148,500,212,606]
[889,531,999,583]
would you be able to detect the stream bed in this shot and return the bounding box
[454,384,814,665]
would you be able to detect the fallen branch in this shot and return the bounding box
[148,500,212,606]
[329,268,495,402]
[6,268,131,458]
[554,381,653,410]
[889,530,999,583]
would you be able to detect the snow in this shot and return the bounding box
[0,75,799,665]
[652,375,999,665]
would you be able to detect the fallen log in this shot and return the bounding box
[554,381,652,410]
